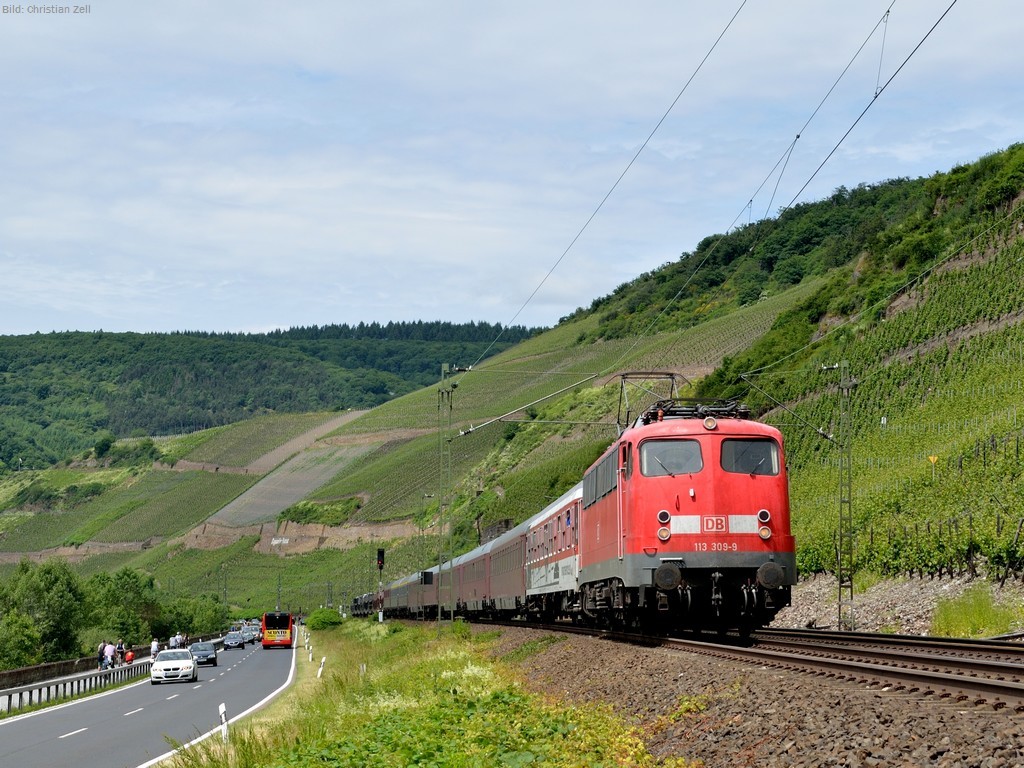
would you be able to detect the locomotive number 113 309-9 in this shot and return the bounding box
[692,542,739,552]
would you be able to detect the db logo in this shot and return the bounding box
[702,516,726,532]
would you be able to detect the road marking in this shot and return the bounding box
[124,708,144,716]
[59,728,87,739]
[166,694,180,700]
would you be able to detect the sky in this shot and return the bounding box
[0,0,1020,336]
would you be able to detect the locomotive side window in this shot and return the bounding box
[720,438,780,476]
[583,450,619,507]
[639,439,702,477]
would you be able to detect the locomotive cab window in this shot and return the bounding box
[720,438,780,476]
[639,439,702,477]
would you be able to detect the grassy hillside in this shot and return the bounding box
[0,323,535,472]
[2,144,1024,616]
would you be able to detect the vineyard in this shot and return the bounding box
[3,144,1024,616]
[212,443,381,527]
[754,211,1024,576]
[181,411,343,468]
[0,470,260,552]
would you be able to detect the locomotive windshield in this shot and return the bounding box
[640,439,702,476]
[720,438,780,476]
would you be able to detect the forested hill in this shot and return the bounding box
[0,321,537,471]
[564,143,1024,343]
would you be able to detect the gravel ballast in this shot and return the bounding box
[484,577,1024,767]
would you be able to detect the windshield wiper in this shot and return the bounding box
[653,456,675,477]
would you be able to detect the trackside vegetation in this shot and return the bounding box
[168,620,696,768]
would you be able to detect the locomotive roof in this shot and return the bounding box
[596,398,782,467]
[632,399,752,427]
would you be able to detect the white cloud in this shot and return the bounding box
[0,0,1020,334]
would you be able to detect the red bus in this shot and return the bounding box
[261,611,294,648]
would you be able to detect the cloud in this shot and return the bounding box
[0,0,1020,334]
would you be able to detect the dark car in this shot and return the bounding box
[222,631,244,650]
[189,641,218,666]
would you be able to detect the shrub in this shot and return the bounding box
[305,608,344,630]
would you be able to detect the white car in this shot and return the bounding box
[150,649,198,684]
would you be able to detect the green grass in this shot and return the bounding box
[499,634,564,663]
[930,583,1024,637]
[167,621,696,768]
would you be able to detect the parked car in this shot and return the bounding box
[222,631,245,650]
[150,649,197,684]
[189,641,218,666]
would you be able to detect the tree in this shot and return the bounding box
[86,567,162,646]
[7,559,87,661]
[94,432,115,458]
[0,610,43,670]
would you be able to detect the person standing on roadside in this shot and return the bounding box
[150,637,159,657]
[103,640,116,669]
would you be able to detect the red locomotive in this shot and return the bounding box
[358,398,795,635]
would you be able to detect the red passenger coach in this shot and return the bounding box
[578,400,795,633]
[524,486,583,621]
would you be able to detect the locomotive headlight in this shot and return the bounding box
[757,509,771,524]
[657,526,671,542]
[703,416,717,430]
[758,525,772,540]
[657,509,671,524]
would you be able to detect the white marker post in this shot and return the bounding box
[219,702,228,742]
[317,657,326,678]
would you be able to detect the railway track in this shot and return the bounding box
[681,627,1024,710]
[481,619,1024,710]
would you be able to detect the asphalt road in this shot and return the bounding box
[0,642,295,768]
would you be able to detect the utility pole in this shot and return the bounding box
[837,360,856,631]
[437,363,468,630]
[376,548,384,622]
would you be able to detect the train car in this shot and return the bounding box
[488,513,536,618]
[457,539,494,614]
[384,572,418,618]
[350,592,373,618]
[576,399,795,634]
[368,397,794,637]
[524,485,583,622]
[409,566,438,619]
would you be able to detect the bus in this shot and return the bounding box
[261,611,294,649]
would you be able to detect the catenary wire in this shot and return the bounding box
[460,1,750,375]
